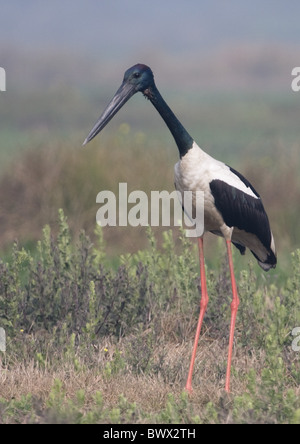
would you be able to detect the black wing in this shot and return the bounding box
[209,172,272,252]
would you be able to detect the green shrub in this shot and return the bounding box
[0,210,299,424]
[0,210,200,357]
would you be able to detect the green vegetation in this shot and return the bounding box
[0,81,300,423]
[0,210,299,423]
[0,118,299,269]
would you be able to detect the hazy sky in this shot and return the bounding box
[1,0,300,59]
[1,0,300,96]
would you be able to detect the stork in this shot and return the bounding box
[83,64,277,393]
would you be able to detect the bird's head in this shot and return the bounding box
[83,64,154,145]
[123,64,154,92]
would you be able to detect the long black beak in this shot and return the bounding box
[83,81,137,146]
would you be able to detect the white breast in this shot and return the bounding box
[174,141,258,233]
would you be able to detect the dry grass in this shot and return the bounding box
[3,332,296,424]
[0,132,299,268]
[0,239,300,424]
[0,336,255,422]
[0,120,300,423]
[0,132,175,256]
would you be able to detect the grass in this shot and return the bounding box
[0,90,300,423]
[0,211,299,424]
[0,123,299,273]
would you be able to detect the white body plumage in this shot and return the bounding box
[174,142,276,270]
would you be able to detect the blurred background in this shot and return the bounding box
[0,0,300,274]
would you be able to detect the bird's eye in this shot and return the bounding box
[133,72,141,78]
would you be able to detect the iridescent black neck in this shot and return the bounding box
[143,85,194,158]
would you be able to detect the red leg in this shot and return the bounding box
[185,237,208,393]
[225,240,240,392]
